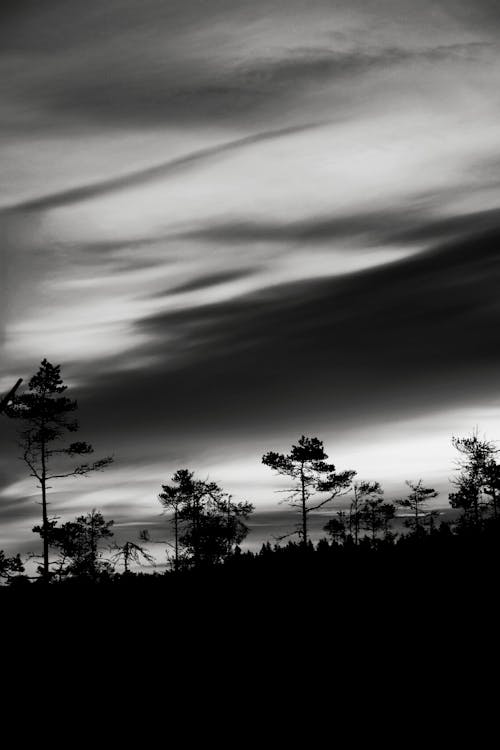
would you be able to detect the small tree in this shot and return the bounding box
[0,550,24,583]
[481,459,500,521]
[449,433,497,527]
[397,480,438,537]
[159,469,253,569]
[111,534,155,574]
[35,510,114,581]
[6,360,113,581]
[421,509,441,534]
[159,469,192,572]
[349,481,381,545]
[262,436,355,548]
[217,492,255,561]
[359,483,394,543]
[324,512,347,544]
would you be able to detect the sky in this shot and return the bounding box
[1,0,500,559]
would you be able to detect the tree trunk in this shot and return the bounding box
[300,463,307,549]
[354,498,359,546]
[174,507,179,572]
[90,516,96,580]
[193,496,200,568]
[40,428,49,582]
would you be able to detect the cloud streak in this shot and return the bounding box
[2,122,322,213]
[2,0,500,557]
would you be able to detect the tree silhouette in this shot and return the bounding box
[359,483,394,543]
[35,510,114,581]
[324,512,347,543]
[159,470,253,569]
[218,492,255,560]
[159,469,191,572]
[397,480,438,537]
[449,433,497,526]
[349,481,381,545]
[262,435,356,547]
[0,550,24,582]
[482,460,500,520]
[111,534,155,574]
[5,360,113,581]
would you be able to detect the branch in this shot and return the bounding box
[20,451,42,483]
[47,456,113,479]
[306,497,336,512]
[306,486,352,512]
[272,528,301,543]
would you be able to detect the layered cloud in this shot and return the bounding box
[1,1,500,554]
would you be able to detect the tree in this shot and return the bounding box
[359,483,394,543]
[111,533,155,574]
[324,512,347,544]
[218,492,255,561]
[397,480,438,537]
[262,436,356,548]
[158,470,253,569]
[349,481,382,545]
[421,509,441,534]
[5,360,113,581]
[35,510,114,581]
[449,433,498,526]
[0,550,24,583]
[159,469,191,572]
[481,459,500,521]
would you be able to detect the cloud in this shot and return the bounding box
[164,270,256,296]
[6,41,493,132]
[175,206,500,248]
[69,213,500,455]
[3,0,500,557]
[1,122,322,213]
[1,0,495,138]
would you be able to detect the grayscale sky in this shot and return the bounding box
[1,1,500,554]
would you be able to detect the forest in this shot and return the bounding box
[1,359,499,597]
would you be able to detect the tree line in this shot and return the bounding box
[0,359,499,585]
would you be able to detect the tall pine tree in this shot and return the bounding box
[6,359,112,581]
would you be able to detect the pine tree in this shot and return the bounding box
[397,480,438,537]
[449,433,497,527]
[6,359,112,581]
[0,550,24,582]
[111,534,155,574]
[159,469,253,569]
[262,435,355,548]
[35,510,114,581]
[349,481,382,545]
[359,483,394,543]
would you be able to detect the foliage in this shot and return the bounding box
[0,550,24,581]
[263,435,355,546]
[34,510,114,581]
[159,469,253,569]
[449,433,498,526]
[110,535,156,573]
[397,480,438,536]
[359,484,395,542]
[5,359,113,581]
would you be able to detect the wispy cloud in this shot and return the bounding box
[2,123,322,212]
[3,0,500,555]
